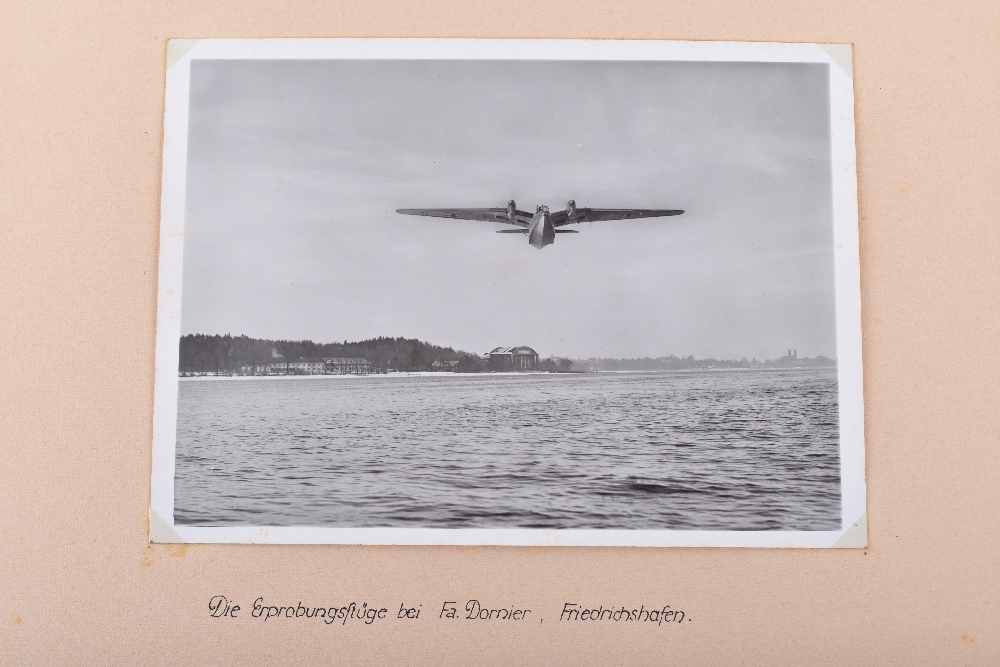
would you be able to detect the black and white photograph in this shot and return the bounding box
[151,39,864,547]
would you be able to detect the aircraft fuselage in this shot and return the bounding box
[528,206,555,249]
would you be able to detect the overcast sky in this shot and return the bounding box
[180,59,835,360]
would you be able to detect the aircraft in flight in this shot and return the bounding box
[396,200,684,249]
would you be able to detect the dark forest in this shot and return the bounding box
[178,334,483,373]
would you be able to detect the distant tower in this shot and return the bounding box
[794,349,797,359]
[787,349,791,358]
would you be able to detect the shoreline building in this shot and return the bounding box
[486,346,539,371]
[325,357,377,375]
[239,356,378,375]
[287,357,326,374]
[266,356,288,375]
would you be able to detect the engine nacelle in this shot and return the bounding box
[507,200,517,221]
[566,200,578,219]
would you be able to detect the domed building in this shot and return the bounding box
[486,346,539,371]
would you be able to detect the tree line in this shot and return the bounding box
[178,334,484,373]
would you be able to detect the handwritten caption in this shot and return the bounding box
[208,596,690,627]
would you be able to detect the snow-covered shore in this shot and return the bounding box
[178,371,554,381]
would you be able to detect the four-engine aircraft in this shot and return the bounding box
[396,200,684,249]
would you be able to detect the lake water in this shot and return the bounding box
[174,369,841,530]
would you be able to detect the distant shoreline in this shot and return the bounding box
[177,366,835,381]
[178,371,552,381]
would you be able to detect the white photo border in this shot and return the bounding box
[151,38,865,547]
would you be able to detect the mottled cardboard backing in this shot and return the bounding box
[2,2,999,664]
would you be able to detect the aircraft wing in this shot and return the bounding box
[551,208,684,227]
[396,207,532,227]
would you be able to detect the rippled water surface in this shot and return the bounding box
[175,370,841,530]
